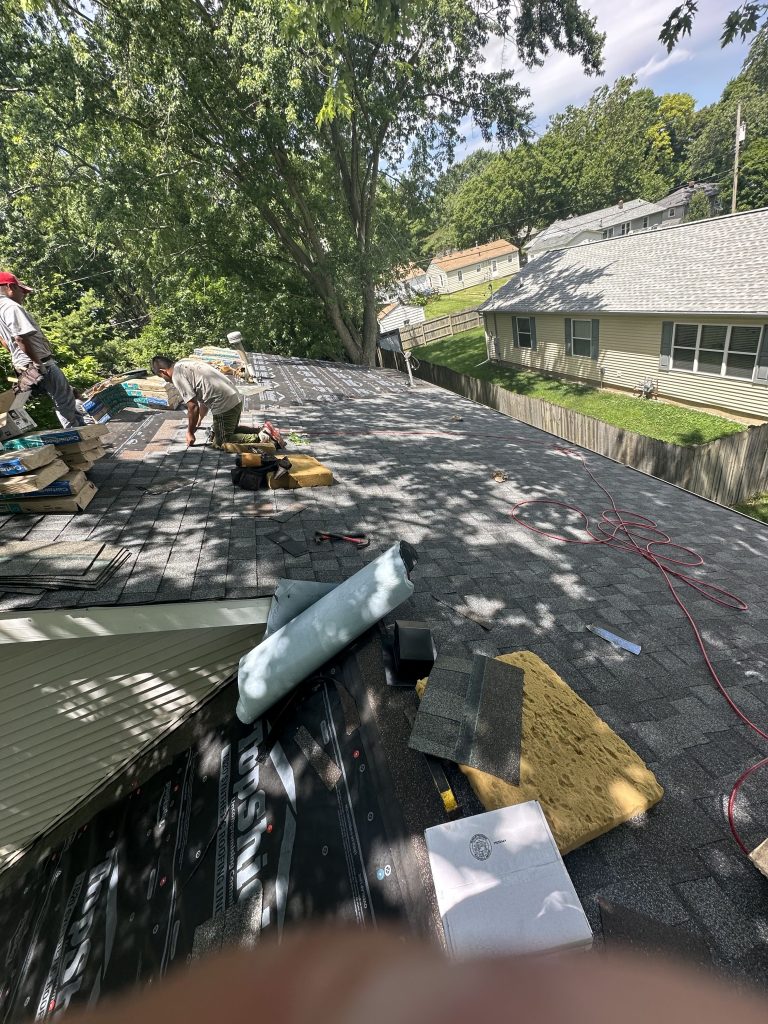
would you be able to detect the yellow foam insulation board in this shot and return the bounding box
[750,837,768,879]
[268,453,333,490]
[418,651,663,854]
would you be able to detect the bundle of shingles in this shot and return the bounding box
[0,540,131,593]
[0,425,109,513]
[82,373,182,422]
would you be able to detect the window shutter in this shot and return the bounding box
[755,325,768,385]
[564,318,572,356]
[659,320,673,371]
[511,318,519,348]
[529,317,538,352]
[591,319,600,360]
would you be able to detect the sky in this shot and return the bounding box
[459,0,754,155]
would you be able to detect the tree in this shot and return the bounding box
[544,77,672,212]
[646,93,696,181]
[660,3,768,49]
[4,1,606,366]
[684,189,712,221]
[687,28,768,208]
[739,138,768,209]
[446,145,560,252]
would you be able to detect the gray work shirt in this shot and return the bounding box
[0,296,54,368]
[171,358,242,416]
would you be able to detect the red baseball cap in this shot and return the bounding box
[0,272,34,293]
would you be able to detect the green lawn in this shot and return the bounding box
[413,327,746,446]
[733,494,768,524]
[424,276,515,321]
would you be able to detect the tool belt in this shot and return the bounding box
[11,363,44,395]
[231,452,292,491]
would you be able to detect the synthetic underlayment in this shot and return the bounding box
[0,664,411,1021]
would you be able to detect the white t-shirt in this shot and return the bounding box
[0,296,54,368]
[171,359,241,416]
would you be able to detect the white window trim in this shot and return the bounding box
[516,316,533,349]
[457,269,463,282]
[570,318,594,359]
[642,216,649,229]
[671,322,760,381]
[668,208,676,218]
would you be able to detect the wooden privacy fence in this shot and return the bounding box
[399,309,482,350]
[380,352,768,507]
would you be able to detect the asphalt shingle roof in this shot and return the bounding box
[431,238,517,271]
[483,208,768,316]
[527,199,662,252]
[1,354,767,982]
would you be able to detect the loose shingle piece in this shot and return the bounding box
[409,654,524,785]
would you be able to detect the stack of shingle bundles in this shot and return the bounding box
[83,372,182,419]
[192,345,244,369]
[119,376,182,409]
[0,540,131,593]
[0,425,108,512]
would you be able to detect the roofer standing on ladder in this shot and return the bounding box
[152,354,256,448]
[0,271,85,429]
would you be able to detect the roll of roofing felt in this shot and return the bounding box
[236,541,416,723]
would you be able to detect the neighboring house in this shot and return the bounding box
[378,264,431,303]
[426,239,519,294]
[480,208,768,421]
[526,198,684,259]
[377,300,425,334]
[656,182,721,219]
[399,264,431,295]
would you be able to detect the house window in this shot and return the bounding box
[620,222,631,236]
[457,269,463,282]
[671,323,762,379]
[602,230,608,239]
[668,209,676,218]
[571,319,594,357]
[642,216,649,229]
[516,317,533,349]
[403,318,410,326]
[508,254,514,262]
[492,260,497,271]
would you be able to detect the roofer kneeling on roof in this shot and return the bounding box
[152,354,244,448]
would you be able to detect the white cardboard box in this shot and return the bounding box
[425,801,593,957]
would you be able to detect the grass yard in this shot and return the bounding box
[733,494,768,524]
[423,276,515,321]
[414,327,746,446]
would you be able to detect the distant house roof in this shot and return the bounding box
[377,302,399,321]
[431,239,517,272]
[527,199,663,253]
[655,182,720,210]
[481,208,768,317]
[399,264,428,281]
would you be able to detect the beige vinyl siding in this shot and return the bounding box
[443,252,519,293]
[0,599,269,872]
[490,311,768,420]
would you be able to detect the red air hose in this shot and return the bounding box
[510,445,765,861]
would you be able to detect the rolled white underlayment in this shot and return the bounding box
[236,541,417,723]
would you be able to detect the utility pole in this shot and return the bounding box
[731,103,744,214]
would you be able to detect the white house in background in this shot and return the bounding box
[377,264,431,303]
[377,300,425,334]
[398,264,431,294]
[426,239,519,294]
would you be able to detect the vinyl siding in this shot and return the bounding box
[379,304,425,333]
[489,311,768,420]
[0,601,269,872]
[442,252,519,293]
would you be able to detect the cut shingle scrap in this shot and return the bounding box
[457,651,664,854]
[409,654,524,786]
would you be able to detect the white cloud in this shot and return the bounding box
[482,0,740,127]
[635,47,692,80]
